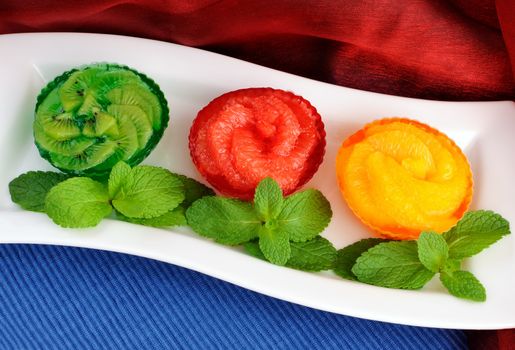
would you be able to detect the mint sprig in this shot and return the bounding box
[45,177,112,228]
[276,189,332,243]
[333,238,388,280]
[9,162,214,229]
[352,241,435,289]
[288,236,337,271]
[259,225,290,265]
[244,236,337,272]
[108,161,131,199]
[117,175,213,228]
[440,271,486,302]
[174,173,215,207]
[443,210,510,259]
[186,197,261,245]
[417,232,448,273]
[334,210,510,301]
[111,165,185,219]
[9,171,70,212]
[254,177,283,221]
[119,206,187,227]
[186,177,333,266]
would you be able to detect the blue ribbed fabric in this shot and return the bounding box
[0,244,466,350]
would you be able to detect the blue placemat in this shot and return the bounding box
[0,244,466,349]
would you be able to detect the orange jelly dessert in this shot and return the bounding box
[336,118,473,240]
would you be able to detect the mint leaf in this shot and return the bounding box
[442,259,462,273]
[8,171,70,212]
[174,174,215,207]
[444,210,510,259]
[277,189,332,242]
[118,206,186,227]
[108,161,131,198]
[259,226,290,265]
[440,271,486,302]
[112,165,185,219]
[254,177,283,221]
[417,232,449,272]
[186,197,261,245]
[45,177,112,228]
[352,241,435,289]
[245,237,337,272]
[288,236,337,271]
[334,238,388,280]
[244,240,266,260]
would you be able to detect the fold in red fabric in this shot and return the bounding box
[0,0,514,348]
[0,0,513,100]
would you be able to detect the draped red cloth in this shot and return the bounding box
[0,0,513,100]
[0,0,514,347]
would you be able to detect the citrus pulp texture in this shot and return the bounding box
[336,118,473,240]
[189,88,326,200]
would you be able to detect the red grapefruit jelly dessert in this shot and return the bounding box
[189,88,326,200]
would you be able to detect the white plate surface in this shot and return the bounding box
[0,33,514,330]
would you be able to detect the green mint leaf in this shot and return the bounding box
[276,189,332,242]
[8,171,70,212]
[112,165,185,219]
[108,161,131,199]
[352,241,435,289]
[254,177,283,221]
[443,210,510,259]
[45,177,112,228]
[259,226,290,265]
[287,236,337,271]
[243,240,266,260]
[334,238,388,280]
[186,197,261,245]
[417,232,449,272]
[440,271,486,302]
[442,259,462,273]
[244,237,337,272]
[118,206,187,227]
[174,174,215,207]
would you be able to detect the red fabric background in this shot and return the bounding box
[0,0,514,348]
[0,0,513,100]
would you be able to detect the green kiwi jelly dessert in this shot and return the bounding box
[34,63,169,177]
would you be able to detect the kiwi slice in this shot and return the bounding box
[58,67,104,112]
[50,140,118,171]
[34,121,95,156]
[82,112,119,138]
[76,92,102,118]
[34,63,170,177]
[108,104,152,148]
[38,87,63,114]
[106,84,162,129]
[92,70,141,95]
[113,113,139,161]
[40,112,81,141]
[35,89,81,140]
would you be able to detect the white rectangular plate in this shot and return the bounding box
[0,33,514,330]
